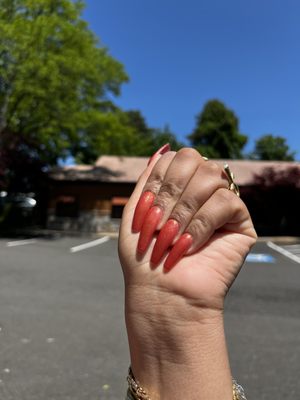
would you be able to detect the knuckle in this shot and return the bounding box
[194,213,213,230]
[176,147,200,160]
[159,180,181,198]
[188,213,213,237]
[233,199,248,220]
[250,229,258,243]
[158,150,177,163]
[232,198,244,214]
[218,188,244,215]
[178,197,198,214]
[171,198,197,222]
[144,151,176,191]
[145,171,164,192]
[217,188,233,203]
[205,161,221,174]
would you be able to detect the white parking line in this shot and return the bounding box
[267,241,300,264]
[6,239,37,247]
[70,236,110,253]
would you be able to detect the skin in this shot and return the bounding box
[119,148,257,400]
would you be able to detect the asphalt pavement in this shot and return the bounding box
[0,235,299,400]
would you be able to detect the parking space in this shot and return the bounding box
[0,236,300,399]
[0,235,117,260]
[0,235,127,400]
[267,241,300,264]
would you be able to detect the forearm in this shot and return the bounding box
[120,147,255,400]
[125,288,233,400]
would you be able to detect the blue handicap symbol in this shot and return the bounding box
[246,253,275,263]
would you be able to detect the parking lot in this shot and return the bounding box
[0,235,300,400]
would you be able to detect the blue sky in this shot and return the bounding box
[83,0,300,159]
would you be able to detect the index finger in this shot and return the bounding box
[120,147,175,232]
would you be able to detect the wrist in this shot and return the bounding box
[125,286,232,400]
[125,282,225,326]
[127,369,247,400]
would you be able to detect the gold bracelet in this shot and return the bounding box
[127,367,151,400]
[232,379,248,400]
[127,367,247,400]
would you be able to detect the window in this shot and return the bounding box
[55,196,78,218]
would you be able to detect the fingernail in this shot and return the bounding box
[151,219,180,265]
[164,233,193,271]
[147,143,171,166]
[132,191,155,233]
[137,206,163,253]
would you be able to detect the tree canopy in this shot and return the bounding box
[0,0,296,194]
[124,110,182,156]
[250,134,295,161]
[73,109,183,163]
[0,0,129,190]
[188,99,247,159]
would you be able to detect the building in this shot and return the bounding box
[48,156,300,235]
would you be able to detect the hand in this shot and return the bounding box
[119,147,256,314]
[119,147,257,400]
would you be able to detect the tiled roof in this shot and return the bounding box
[50,155,300,186]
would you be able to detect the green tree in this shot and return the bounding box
[123,110,183,156]
[73,110,145,163]
[0,0,128,190]
[148,125,183,153]
[251,134,295,161]
[123,110,154,156]
[74,109,183,162]
[125,110,150,137]
[188,99,247,159]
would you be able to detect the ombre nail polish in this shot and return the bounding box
[137,206,163,253]
[164,233,193,271]
[147,143,171,165]
[151,219,180,265]
[132,191,155,233]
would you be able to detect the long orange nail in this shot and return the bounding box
[151,219,179,265]
[164,233,193,271]
[132,191,155,233]
[137,206,163,253]
[147,143,171,165]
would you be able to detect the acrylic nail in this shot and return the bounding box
[132,191,155,233]
[137,206,163,253]
[147,143,171,166]
[164,233,193,271]
[151,219,180,265]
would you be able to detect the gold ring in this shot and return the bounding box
[224,163,240,197]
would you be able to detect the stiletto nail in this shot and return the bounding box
[147,143,171,165]
[164,233,193,271]
[137,206,163,253]
[132,191,155,233]
[151,219,179,265]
